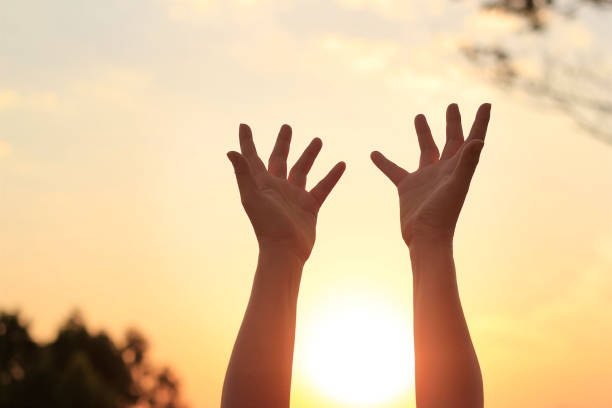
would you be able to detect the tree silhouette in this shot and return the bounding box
[0,311,186,408]
[480,0,611,30]
[461,0,612,143]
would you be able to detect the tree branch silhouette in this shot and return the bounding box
[460,0,612,144]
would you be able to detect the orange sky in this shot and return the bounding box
[1,1,612,407]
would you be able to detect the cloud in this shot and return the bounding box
[163,0,265,21]
[165,0,219,20]
[230,32,402,78]
[565,21,593,49]
[228,28,482,99]
[0,141,13,159]
[28,92,59,111]
[333,0,447,20]
[0,90,20,111]
[320,35,400,74]
[464,8,523,37]
[0,89,58,112]
[311,33,475,93]
[71,69,153,111]
[0,67,156,124]
[333,0,413,19]
[386,70,444,92]
[230,28,300,74]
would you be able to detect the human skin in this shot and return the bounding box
[222,103,490,408]
[221,124,345,408]
[371,103,491,408]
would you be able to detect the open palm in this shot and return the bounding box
[371,103,491,246]
[227,124,346,262]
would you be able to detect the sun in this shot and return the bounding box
[297,296,414,405]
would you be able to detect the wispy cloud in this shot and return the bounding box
[162,0,266,21]
[333,0,447,20]
[164,0,219,20]
[71,68,154,111]
[333,0,414,19]
[0,90,20,111]
[320,35,400,74]
[0,140,13,159]
[0,89,58,112]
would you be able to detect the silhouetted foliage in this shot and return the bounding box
[0,312,186,408]
[481,0,611,30]
[461,0,612,143]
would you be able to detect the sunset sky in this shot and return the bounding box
[2,0,612,407]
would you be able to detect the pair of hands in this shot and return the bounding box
[227,103,491,264]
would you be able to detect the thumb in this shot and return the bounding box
[227,151,258,200]
[453,140,484,188]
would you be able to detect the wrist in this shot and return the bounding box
[258,244,306,266]
[402,221,455,252]
[408,237,455,281]
[408,234,453,254]
[244,246,305,319]
[258,240,310,266]
[254,245,305,301]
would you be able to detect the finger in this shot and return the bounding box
[310,161,346,207]
[466,103,492,142]
[238,123,267,174]
[415,114,440,168]
[370,151,409,186]
[227,151,258,201]
[441,103,464,160]
[268,124,292,178]
[288,138,323,188]
[451,140,484,192]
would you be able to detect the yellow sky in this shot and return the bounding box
[1,1,612,407]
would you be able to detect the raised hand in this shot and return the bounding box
[222,124,346,408]
[371,103,491,247]
[371,104,490,408]
[227,124,346,262]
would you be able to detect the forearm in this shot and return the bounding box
[410,239,483,408]
[221,247,304,408]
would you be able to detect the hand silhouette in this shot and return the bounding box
[227,124,346,262]
[371,103,491,247]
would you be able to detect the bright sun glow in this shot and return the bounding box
[298,297,414,405]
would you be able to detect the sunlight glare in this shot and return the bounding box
[299,297,414,405]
